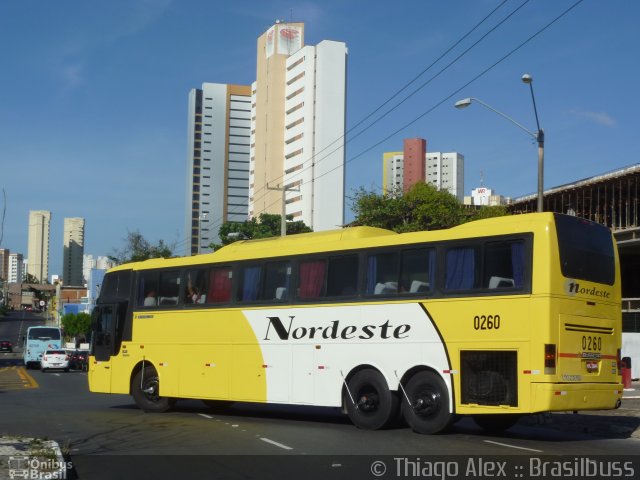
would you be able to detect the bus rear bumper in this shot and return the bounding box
[531,382,624,412]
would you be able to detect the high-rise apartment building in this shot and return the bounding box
[27,210,51,283]
[8,253,24,283]
[382,139,465,201]
[185,83,252,255]
[63,217,85,286]
[0,248,9,281]
[250,22,347,231]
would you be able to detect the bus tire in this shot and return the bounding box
[472,414,520,432]
[401,371,453,434]
[131,365,176,413]
[344,369,399,430]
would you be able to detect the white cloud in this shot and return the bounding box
[570,109,616,127]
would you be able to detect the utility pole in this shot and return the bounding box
[267,183,300,236]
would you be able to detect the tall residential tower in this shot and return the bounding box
[250,22,347,231]
[185,83,252,254]
[27,210,51,283]
[63,217,85,286]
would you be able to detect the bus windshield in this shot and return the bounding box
[555,214,615,285]
[28,328,62,340]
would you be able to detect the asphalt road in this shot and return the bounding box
[1,310,639,479]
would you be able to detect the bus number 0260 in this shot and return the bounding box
[474,315,500,330]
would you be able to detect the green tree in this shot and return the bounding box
[213,213,312,249]
[110,230,175,264]
[351,182,507,232]
[61,312,92,340]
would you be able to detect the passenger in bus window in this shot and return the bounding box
[186,280,200,304]
[143,290,157,307]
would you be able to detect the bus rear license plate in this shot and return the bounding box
[586,361,598,373]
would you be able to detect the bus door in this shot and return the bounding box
[90,302,127,392]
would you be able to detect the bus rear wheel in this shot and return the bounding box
[401,371,453,434]
[344,369,399,430]
[131,365,176,413]
[472,414,521,432]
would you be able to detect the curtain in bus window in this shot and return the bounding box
[366,256,377,294]
[208,268,232,303]
[446,247,475,290]
[241,266,261,301]
[511,242,525,288]
[299,261,325,299]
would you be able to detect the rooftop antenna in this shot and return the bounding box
[480,170,485,188]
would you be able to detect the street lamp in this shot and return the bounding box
[455,74,545,212]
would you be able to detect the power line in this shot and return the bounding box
[250,0,587,222]
[179,0,584,252]
[183,0,521,248]
[248,0,513,205]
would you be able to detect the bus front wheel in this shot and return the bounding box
[401,371,453,434]
[131,365,176,413]
[344,369,399,430]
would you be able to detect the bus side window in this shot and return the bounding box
[400,248,434,294]
[484,241,525,289]
[298,259,326,300]
[138,271,159,307]
[365,252,399,295]
[185,269,207,304]
[158,271,181,306]
[261,261,291,301]
[207,267,232,304]
[326,255,359,297]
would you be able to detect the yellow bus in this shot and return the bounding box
[89,213,622,434]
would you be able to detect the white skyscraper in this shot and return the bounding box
[249,23,347,231]
[27,210,51,283]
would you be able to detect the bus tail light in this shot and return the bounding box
[617,348,622,375]
[544,344,556,374]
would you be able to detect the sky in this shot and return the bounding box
[1,0,638,279]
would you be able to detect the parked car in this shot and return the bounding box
[40,349,69,372]
[0,340,13,352]
[69,350,88,371]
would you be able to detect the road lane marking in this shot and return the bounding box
[260,437,293,450]
[483,440,543,453]
[17,367,38,388]
[198,414,214,419]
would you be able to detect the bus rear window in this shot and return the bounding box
[28,328,61,340]
[555,214,615,285]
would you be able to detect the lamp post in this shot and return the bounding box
[455,74,544,212]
